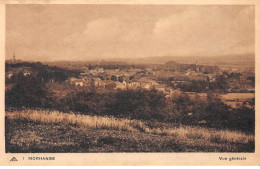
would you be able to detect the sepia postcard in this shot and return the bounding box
[0,0,259,166]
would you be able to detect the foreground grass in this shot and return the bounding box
[5,110,254,152]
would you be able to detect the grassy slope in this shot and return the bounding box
[5,110,254,153]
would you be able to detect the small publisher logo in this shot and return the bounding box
[10,157,18,162]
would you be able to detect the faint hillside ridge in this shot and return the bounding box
[40,53,255,69]
[125,54,255,67]
[164,61,180,66]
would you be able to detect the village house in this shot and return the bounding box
[140,82,152,89]
[207,74,216,82]
[154,84,166,93]
[78,66,89,72]
[23,71,31,76]
[114,81,127,90]
[105,69,119,76]
[92,77,104,87]
[126,68,143,76]
[96,68,104,73]
[80,72,90,77]
[7,73,13,79]
[6,67,34,79]
[103,80,116,89]
[89,69,99,76]
[22,68,33,77]
[128,80,141,89]
[171,80,192,86]
[75,81,84,86]
[69,77,84,86]
[185,69,198,76]
[82,78,92,87]
[138,78,160,89]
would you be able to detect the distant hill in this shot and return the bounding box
[164,61,180,66]
[42,53,254,69]
[124,54,255,68]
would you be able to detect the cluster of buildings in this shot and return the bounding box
[6,52,255,97]
[69,76,169,93]
[6,53,30,79]
[6,67,32,79]
[67,61,219,96]
[66,64,179,97]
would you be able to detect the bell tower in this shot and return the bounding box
[196,60,200,73]
[13,52,16,62]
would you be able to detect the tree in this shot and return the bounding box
[205,92,231,128]
[5,76,53,109]
[111,75,118,81]
[107,89,168,121]
[118,75,125,83]
[214,74,229,92]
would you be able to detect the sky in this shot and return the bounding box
[6,5,255,61]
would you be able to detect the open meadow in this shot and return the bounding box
[5,110,254,152]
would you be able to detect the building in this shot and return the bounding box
[75,81,84,86]
[13,52,16,62]
[23,72,31,76]
[195,60,200,73]
[69,78,84,86]
[8,52,22,63]
[92,77,104,87]
[80,72,90,76]
[114,81,127,89]
[97,68,104,73]
[7,73,13,79]
[128,80,141,89]
[154,84,166,92]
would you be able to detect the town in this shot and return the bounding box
[6,53,255,109]
[4,4,256,154]
[5,55,255,153]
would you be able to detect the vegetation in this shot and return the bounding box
[175,74,229,93]
[5,110,254,152]
[6,74,254,133]
[5,61,255,152]
[6,62,81,84]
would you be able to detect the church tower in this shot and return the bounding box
[13,52,16,62]
[195,60,200,73]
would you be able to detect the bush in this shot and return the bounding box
[107,88,169,120]
[5,75,53,109]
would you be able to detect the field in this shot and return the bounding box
[221,93,255,108]
[187,93,254,101]
[221,93,255,101]
[187,92,254,108]
[5,110,254,152]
